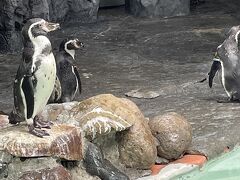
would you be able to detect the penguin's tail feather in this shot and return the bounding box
[195,77,207,83]
[195,60,221,86]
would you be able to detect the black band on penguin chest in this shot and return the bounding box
[23,44,34,64]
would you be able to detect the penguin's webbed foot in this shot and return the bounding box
[34,120,52,129]
[217,97,240,103]
[28,124,50,138]
[33,115,53,129]
[229,99,240,103]
[217,98,230,103]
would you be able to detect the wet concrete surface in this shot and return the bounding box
[1,0,240,159]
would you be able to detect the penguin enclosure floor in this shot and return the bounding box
[1,0,240,159]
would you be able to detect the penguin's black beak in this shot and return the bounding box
[43,21,60,32]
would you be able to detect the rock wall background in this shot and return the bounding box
[3,0,238,54]
[0,0,194,52]
[0,0,100,53]
[126,0,190,18]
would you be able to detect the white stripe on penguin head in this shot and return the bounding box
[64,40,75,59]
[235,30,240,44]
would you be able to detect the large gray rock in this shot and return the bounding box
[149,112,192,160]
[126,0,190,18]
[0,0,99,53]
[6,157,71,180]
[0,114,83,161]
[84,142,129,180]
[40,94,157,169]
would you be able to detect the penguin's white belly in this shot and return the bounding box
[219,62,231,98]
[72,66,79,99]
[32,53,56,117]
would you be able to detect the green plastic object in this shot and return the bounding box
[175,147,240,180]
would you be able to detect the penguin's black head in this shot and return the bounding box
[59,38,84,52]
[217,25,240,59]
[226,25,240,43]
[22,18,60,40]
[227,26,240,35]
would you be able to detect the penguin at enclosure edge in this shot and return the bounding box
[8,18,60,137]
[50,38,83,103]
[208,25,240,102]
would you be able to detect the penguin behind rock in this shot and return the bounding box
[8,18,60,137]
[48,76,62,103]
[55,38,83,103]
[211,25,240,102]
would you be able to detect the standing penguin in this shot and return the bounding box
[8,18,60,137]
[210,25,240,102]
[54,38,83,103]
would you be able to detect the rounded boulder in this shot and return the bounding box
[149,112,192,160]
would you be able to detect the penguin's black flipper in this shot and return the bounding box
[208,60,221,88]
[73,66,82,94]
[9,62,31,124]
[22,75,35,119]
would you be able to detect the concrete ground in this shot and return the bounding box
[1,0,240,159]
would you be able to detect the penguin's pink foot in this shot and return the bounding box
[33,115,53,129]
[28,124,50,138]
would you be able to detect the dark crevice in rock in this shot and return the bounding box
[19,157,27,162]
[60,160,79,170]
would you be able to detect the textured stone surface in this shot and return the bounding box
[125,89,160,99]
[126,0,190,18]
[42,95,134,140]
[64,0,99,23]
[84,142,129,180]
[0,115,10,129]
[117,98,157,169]
[92,133,152,179]
[6,157,71,180]
[40,94,157,169]
[0,0,99,52]
[0,124,83,160]
[71,162,101,180]
[149,112,192,160]
[3,0,240,163]
[71,94,134,140]
[0,151,13,179]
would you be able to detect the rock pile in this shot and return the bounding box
[0,94,192,179]
[40,94,157,169]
